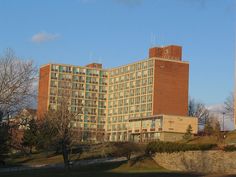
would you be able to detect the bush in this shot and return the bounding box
[223,145,236,152]
[145,141,216,155]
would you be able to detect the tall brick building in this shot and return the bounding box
[38,45,197,142]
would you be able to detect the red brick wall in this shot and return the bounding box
[153,59,189,116]
[149,45,182,61]
[37,65,50,119]
[86,63,102,69]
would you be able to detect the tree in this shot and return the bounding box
[213,120,222,142]
[39,96,81,169]
[0,49,37,161]
[188,98,209,126]
[204,119,214,136]
[21,119,38,154]
[183,124,193,141]
[0,49,37,116]
[224,93,234,121]
[0,123,9,159]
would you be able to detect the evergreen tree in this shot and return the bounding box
[22,119,38,154]
[204,119,214,136]
[183,124,193,140]
[214,121,222,142]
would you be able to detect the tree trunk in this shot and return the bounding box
[62,142,69,169]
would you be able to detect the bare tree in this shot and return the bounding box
[0,48,37,116]
[188,98,209,126]
[0,49,37,162]
[41,96,81,169]
[224,92,234,120]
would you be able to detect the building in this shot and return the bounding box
[38,45,198,142]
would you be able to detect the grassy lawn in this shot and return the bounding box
[6,152,64,166]
[1,156,233,177]
[0,159,204,177]
[184,130,236,146]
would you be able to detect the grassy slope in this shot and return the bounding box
[183,130,236,145]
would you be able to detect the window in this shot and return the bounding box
[130,65,135,72]
[136,80,141,87]
[130,81,135,88]
[124,90,129,97]
[148,77,153,85]
[142,70,148,77]
[148,60,153,67]
[124,99,129,105]
[142,61,147,69]
[141,104,146,112]
[130,73,135,80]
[147,103,152,111]
[51,65,58,71]
[50,81,57,87]
[142,79,147,85]
[125,82,130,89]
[129,106,135,113]
[135,88,140,95]
[148,68,153,76]
[130,89,135,96]
[141,96,146,103]
[129,98,134,105]
[148,86,152,93]
[51,73,58,79]
[135,105,140,112]
[135,97,140,104]
[136,71,141,78]
[118,100,123,106]
[141,87,146,94]
[110,78,114,84]
[136,63,141,70]
[147,95,152,102]
[124,107,128,114]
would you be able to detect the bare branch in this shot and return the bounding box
[0,48,38,116]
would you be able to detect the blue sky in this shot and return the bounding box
[0,0,235,105]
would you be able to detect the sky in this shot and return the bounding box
[0,0,235,106]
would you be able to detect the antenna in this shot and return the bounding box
[89,52,94,63]
[150,32,157,47]
[98,58,102,64]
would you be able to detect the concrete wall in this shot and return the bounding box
[153,150,236,174]
[160,132,185,142]
[162,115,198,134]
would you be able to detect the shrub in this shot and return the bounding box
[111,142,144,160]
[223,145,236,152]
[145,141,216,155]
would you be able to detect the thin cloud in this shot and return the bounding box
[31,32,60,43]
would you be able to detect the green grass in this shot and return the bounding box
[0,158,203,177]
[183,130,236,146]
[6,152,64,166]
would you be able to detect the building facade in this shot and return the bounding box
[38,45,198,142]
